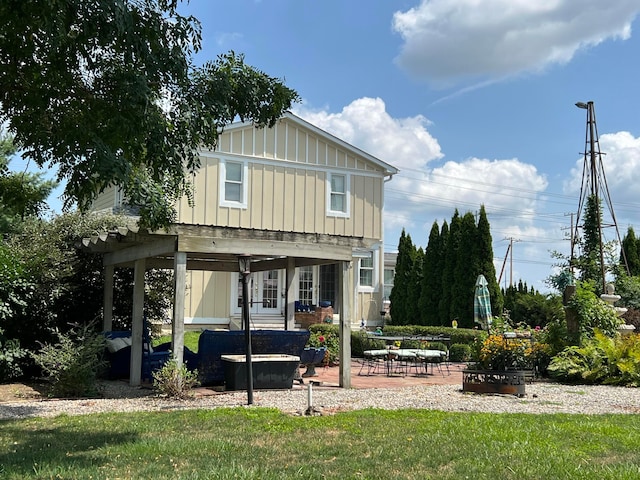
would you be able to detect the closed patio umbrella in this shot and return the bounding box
[474,274,493,332]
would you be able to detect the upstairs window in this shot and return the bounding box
[220,159,248,208]
[327,172,350,217]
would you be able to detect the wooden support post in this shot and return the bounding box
[172,251,187,367]
[130,258,145,386]
[338,260,352,388]
[103,264,114,331]
[285,257,296,330]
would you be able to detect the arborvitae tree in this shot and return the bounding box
[436,221,449,325]
[390,229,416,325]
[477,205,502,316]
[439,211,460,326]
[451,212,479,328]
[420,221,443,325]
[408,247,424,324]
[620,226,640,276]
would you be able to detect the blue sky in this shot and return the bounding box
[14,0,640,292]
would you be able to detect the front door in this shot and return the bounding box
[253,270,280,314]
[235,270,282,315]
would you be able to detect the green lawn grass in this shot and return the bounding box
[154,331,201,352]
[2,408,639,479]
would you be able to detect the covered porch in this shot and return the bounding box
[83,223,376,388]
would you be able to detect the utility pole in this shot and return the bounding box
[500,237,520,287]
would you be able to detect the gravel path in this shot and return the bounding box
[1,381,639,419]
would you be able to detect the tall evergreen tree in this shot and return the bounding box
[477,205,502,315]
[436,221,449,325]
[420,221,442,325]
[390,229,415,325]
[439,211,460,326]
[451,212,479,327]
[620,226,640,276]
[408,247,424,324]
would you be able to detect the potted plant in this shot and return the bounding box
[462,332,535,396]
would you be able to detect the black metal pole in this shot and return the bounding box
[241,272,253,405]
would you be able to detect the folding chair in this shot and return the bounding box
[358,333,388,376]
[416,349,448,376]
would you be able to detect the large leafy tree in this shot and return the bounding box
[0,0,299,230]
[2,212,173,367]
[0,135,56,233]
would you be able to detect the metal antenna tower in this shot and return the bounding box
[572,101,628,292]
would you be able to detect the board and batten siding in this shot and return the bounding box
[89,184,119,212]
[184,270,231,324]
[176,118,385,240]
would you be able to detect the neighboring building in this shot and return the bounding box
[89,113,397,335]
[382,252,397,318]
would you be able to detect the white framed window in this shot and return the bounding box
[356,249,379,292]
[383,267,395,301]
[359,255,374,287]
[220,159,248,208]
[298,266,314,306]
[327,172,350,217]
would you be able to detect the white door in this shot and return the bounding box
[254,270,281,314]
[235,270,282,315]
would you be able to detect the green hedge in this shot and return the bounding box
[309,324,483,359]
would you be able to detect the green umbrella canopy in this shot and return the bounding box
[474,274,493,332]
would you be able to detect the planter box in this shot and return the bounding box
[462,369,528,396]
[295,313,318,330]
[221,354,300,390]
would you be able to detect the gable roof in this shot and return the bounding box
[223,112,399,177]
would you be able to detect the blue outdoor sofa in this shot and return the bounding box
[197,329,310,386]
[104,329,310,386]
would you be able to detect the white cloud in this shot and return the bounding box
[564,130,640,230]
[294,97,443,170]
[295,98,566,288]
[392,0,640,85]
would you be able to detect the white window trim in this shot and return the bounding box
[357,249,379,293]
[219,158,249,209]
[326,172,350,218]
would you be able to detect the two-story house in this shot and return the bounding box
[86,112,397,386]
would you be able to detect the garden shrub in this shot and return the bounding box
[548,330,640,386]
[32,322,107,397]
[449,343,472,362]
[307,328,340,365]
[568,282,623,339]
[0,327,27,382]
[152,358,200,399]
[478,334,534,370]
